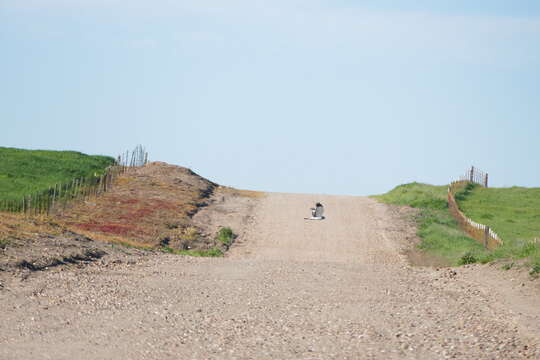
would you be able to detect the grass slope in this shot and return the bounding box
[0,147,114,201]
[459,187,540,241]
[458,186,540,271]
[374,182,488,265]
[376,182,540,272]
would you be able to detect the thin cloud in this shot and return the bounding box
[5,0,540,66]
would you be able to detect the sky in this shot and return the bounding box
[1,0,539,195]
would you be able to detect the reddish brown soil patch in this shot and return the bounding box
[0,212,148,278]
[55,162,217,249]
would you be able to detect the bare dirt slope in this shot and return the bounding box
[58,162,218,249]
[0,162,225,277]
[1,193,540,359]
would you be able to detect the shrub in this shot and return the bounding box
[530,264,540,278]
[454,183,478,201]
[216,227,235,248]
[459,252,477,265]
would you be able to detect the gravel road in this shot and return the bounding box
[1,193,539,359]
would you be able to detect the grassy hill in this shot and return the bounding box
[0,147,115,201]
[374,183,487,265]
[375,182,540,272]
[458,186,540,242]
[458,186,540,271]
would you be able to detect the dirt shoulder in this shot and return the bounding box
[0,163,257,280]
[192,187,263,251]
[372,203,452,267]
[382,201,540,347]
[0,212,154,289]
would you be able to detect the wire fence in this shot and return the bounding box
[448,166,502,250]
[0,145,148,215]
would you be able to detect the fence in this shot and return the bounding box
[448,167,502,250]
[458,166,489,187]
[0,145,148,216]
[117,144,148,168]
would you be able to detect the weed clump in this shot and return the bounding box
[165,222,179,229]
[530,264,540,278]
[0,236,11,249]
[454,183,477,201]
[161,246,223,257]
[216,227,235,249]
[458,252,477,265]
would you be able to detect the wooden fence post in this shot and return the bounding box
[46,188,51,216]
[63,186,67,211]
[81,178,86,200]
[99,174,104,193]
[484,226,490,249]
[51,184,57,210]
[470,166,474,182]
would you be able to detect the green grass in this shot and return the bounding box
[458,186,540,242]
[375,182,448,210]
[161,246,224,257]
[216,227,235,248]
[0,147,115,201]
[530,264,540,278]
[457,186,540,269]
[374,182,489,265]
[375,182,540,270]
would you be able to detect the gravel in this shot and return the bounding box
[0,193,538,359]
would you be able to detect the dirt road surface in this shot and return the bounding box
[1,193,539,359]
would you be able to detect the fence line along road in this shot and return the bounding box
[448,166,502,250]
[0,145,148,216]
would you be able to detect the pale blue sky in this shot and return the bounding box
[1,1,539,195]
